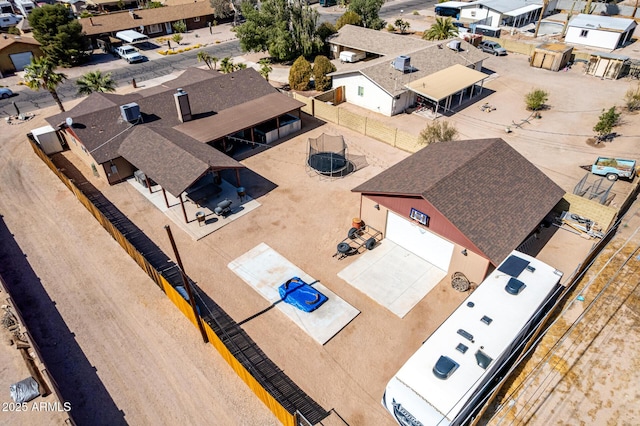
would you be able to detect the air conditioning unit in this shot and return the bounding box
[393,55,411,72]
[134,170,148,187]
[448,40,461,51]
[120,102,141,123]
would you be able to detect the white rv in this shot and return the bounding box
[15,0,35,16]
[382,251,564,426]
[339,50,366,63]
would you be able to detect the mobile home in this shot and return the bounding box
[382,251,564,426]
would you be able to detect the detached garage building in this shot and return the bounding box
[0,35,41,76]
[352,138,565,284]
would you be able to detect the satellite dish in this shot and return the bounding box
[65,117,73,127]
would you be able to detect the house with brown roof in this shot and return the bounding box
[0,34,41,75]
[79,0,215,46]
[352,138,565,284]
[45,67,304,221]
[328,25,489,116]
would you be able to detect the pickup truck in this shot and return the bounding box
[115,45,145,64]
[590,157,637,181]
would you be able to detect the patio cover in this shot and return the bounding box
[175,93,305,143]
[118,126,243,197]
[115,30,149,43]
[505,4,542,17]
[405,64,488,102]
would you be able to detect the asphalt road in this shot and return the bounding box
[0,40,243,116]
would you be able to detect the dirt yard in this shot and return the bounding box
[1,47,640,426]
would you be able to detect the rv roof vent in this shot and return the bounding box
[120,102,141,123]
[433,356,459,380]
[393,55,411,72]
[505,277,526,295]
[475,350,493,369]
[448,40,461,51]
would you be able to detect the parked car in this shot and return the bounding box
[590,157,636,181]
[0,87,13,99]
[115,45,145,64]
[478,40,507,56]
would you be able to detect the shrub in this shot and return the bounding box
[289,56,312,91]
[172,20,187,33]
[313,55,336,92]
[419,120,458,146]
[172,33,183,44]
[412,10,419,15]
[525,88,548,111]
[387,24,396,32]
[593,107,621,138]
[624,84,640,112]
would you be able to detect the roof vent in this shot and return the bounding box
[505,277,526,295]
[433,356,459,380]
[448,40,461,51]
[174,88,192,123]
[475,350,493,369]
[393,55,411,73]
[120,102,141,123]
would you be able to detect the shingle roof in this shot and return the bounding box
[352,138,565,265]
[118,126,243,196]
[45,68,303,166]
[328,24,429,56]
[80,1,214,36]
[0,35,39,51]
[328,25,487,96]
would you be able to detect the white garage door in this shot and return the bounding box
[10,52,33,71]
[385,211,454,271]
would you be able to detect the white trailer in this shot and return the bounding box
[382,251,563,426]
[339,50,366,63]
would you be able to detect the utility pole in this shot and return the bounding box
[164,225,209,344]
[533,0,549,38]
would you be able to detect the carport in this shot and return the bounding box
[405,64,488,116]
[115,30,149,44]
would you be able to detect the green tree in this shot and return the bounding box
[316,22,337,42]
[235,0,322,61]
[312,55,336,91]
[76,70,116,96]
[258,58,273,81]
[525,89,548,111]
[7,26,20,35]
[348,0,385,30]
[336,11,362,29]
[593,107,621,139]
[146,1,164,8]
[173,20,187,33]
[418,120,458,146]
[29,5,89,66]
[234,62,247,71]
[172,33,183,44]
[423,17,458,41]
[394,18,410,34]
[289,55,311,90]
[220,57,234,73]
[624,84,640,112]
[210,0,233,18]
[23,56,67,112]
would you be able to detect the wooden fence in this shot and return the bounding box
[27,137,301,426]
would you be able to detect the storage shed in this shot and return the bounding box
[530,43,573,72]
[585,52,629,80]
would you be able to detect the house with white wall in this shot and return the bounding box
[565,14,636,50]
[328,25,488,116]
[458,0,552,29]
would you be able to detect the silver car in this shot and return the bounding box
[478,41,507,56]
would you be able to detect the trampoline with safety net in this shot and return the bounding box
[307,133,355,178]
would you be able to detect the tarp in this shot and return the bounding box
[115,30,148,44]
[278,277,327,313]
[10,377,40,403]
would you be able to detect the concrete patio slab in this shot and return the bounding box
[127,177,261,240]
[228,243,360,345]
[338,240,447,318]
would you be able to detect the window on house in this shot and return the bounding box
[580,29,588,37]
[194,16,200,22]
[471,11,476,17]
[148,23,162,34]
[357,86,364,96]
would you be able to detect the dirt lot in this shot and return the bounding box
[1,48,640,426]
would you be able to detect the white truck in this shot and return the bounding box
[116,45,145,64]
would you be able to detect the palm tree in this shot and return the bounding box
[197,51,218,70]
[423,17,459,41]
[233,62,247,71]
[258,58,273,81]
[219,57,234,74]
[23,56,67,112]
[76,70,116,96]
